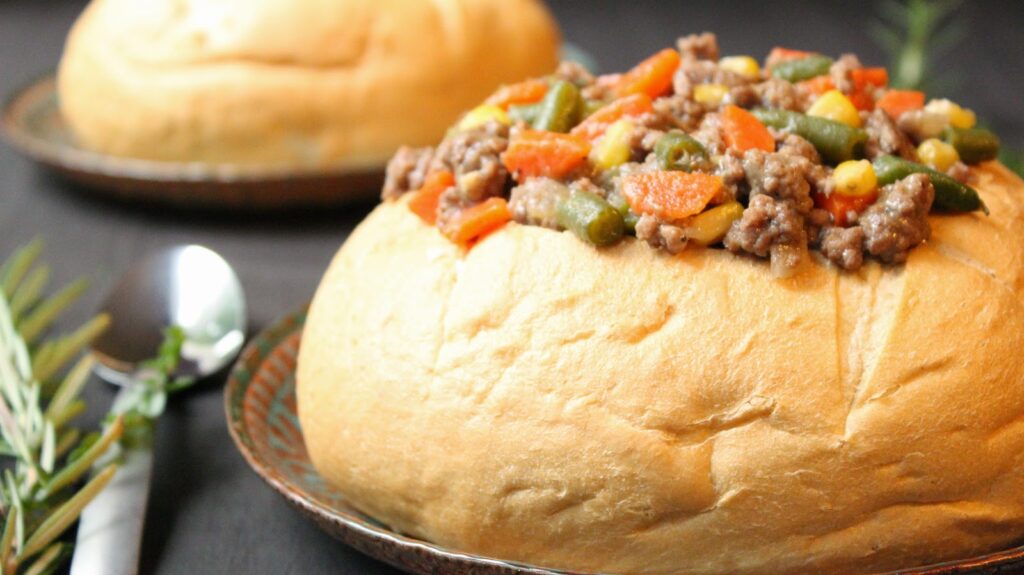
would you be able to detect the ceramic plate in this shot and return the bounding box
[224,309,1024,575]
[1,75,383,210]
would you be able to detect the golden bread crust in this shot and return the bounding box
[57,0,560,166]
[298,163,1024,574]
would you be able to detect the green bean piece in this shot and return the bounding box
[607,191,639,234]
[753,108,868,164]
[872,155,988,214]
[654,130,708,171]
[770,55,833,83]
[507,103,541,126]
[942,126,1001,165]
[533,80,582,133]
[556,190,625,246]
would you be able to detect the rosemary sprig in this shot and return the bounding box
[0,241,188,574]
[869,0,967,92]
[0,240,117,574]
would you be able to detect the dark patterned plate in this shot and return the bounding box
[1,75,383,210]
[224,309,1024,575]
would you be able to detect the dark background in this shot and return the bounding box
[0,1,1021,572]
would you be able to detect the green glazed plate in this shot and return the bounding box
[224,309,1024,575]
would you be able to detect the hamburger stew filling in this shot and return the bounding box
[382,32,998,277]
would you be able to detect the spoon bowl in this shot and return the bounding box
[91,244,247,385]
[70,244,246,575]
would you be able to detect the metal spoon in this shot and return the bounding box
[69,245,247,575]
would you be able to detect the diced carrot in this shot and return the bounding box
[798,75,836,97]
[875,89,926,121]
[843,67,889,111]
[615,48,681,99]
[502,130,591,180]
[407,170,454,225]
[442,197,512,245]
[848,91,875,112]
[570,93,654,141]
[814,190,878,227]
[851,67,888,90]
[621,171,724,222]
[803,69,888,109]
[767,47,815,68]
[485,79,549,110]
[720,105,775,153]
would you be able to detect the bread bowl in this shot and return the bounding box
[56,0,560,167]
[297,33,1024,574]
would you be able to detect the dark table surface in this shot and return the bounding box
[1,0,1021,573]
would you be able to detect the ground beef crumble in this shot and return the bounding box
[742,150,816,215]
[432,121,509,203]
[830,54,863,94]
[636,215,688,254]
[863,110,918,161]
[724,195,808,277]
[654,95,709,132]
[509,178,569,229]
[860,173,935,264]
[818,226,866,270]
[382,146,433,200]
[677,32,720,62]
[756,78,807,111]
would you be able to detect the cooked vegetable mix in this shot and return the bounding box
[382,32,1001,275]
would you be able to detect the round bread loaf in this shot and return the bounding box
[57,0,559,167]
[297,163,1024,574]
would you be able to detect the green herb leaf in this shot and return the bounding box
[871,0,966,91]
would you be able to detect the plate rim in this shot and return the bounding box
[0,73,386,184]
[224,309,1024,575]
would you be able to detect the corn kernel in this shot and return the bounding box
[917,138,960,172]
[718,56,761,79]
[924,98,976,129]
[694,83,729,106]
[685,201,745,245]
[807,90,862,128]
[458,104,510,131]
[832,159,877,197]
[590,119,634,170]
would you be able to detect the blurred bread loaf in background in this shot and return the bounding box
[57,0,560,167]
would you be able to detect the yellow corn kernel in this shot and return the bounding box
[590,119,634,170]
[807,90,862,128]
[685,201,745,245]
[832,159,877,197]
[917,138,960,172]
[718,56,761,79]
[924,98,976,129]
[693,83,729,106]
[457,104,510,131]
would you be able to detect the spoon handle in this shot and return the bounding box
[69,439,154,575]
